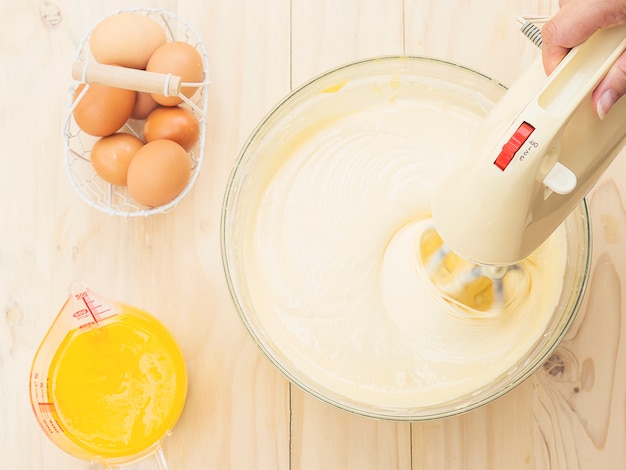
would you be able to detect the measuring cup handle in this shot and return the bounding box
[72,61,182,97]
[104,447,169,470]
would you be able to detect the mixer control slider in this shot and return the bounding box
[494,122,535,170]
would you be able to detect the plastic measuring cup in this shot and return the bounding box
[29,282,187,469]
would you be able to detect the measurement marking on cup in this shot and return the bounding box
[74,290,115,326]
[85,297,111,324]
[37,402,63,435]
[82,295,100,325]
[38,402,56,413]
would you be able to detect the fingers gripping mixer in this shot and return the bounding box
[432,25,626,266]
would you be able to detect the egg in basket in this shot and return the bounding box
[64,8,210,216]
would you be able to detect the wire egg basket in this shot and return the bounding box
[64,7,210,217]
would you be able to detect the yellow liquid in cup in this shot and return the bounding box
[47,306,187,460]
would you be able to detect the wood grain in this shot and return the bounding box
[412,381,536,469]
[533,164,626,469]
[2,0,626,469]
[289,2,411,469]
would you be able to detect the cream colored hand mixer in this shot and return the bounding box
[426,22,626,308]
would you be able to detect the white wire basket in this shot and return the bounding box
[64,7,210,217]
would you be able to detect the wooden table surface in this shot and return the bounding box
[3,0,626,468]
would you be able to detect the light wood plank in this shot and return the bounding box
[1,0,292,468]
[404,0,558,86]
[412,381,536,469]
[122,1,293,468]
[532,157,626,469]
[291,0,405,86]
[291,391,412,470]
[289,1,412,469]
[402,2,574,469]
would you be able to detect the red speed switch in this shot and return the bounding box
[494,122,535,170]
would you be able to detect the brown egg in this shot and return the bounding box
[90,133,143,186]
[144,106,200,151]
[127,139,191,207]
[131,92,160,120]
[90,13,167,69]
[146,42,204,106]
[73,83,136,137]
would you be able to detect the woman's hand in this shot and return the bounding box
[542,0,626,119]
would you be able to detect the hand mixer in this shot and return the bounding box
[425,21,626,310]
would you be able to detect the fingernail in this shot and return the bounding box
[597,90,618,120]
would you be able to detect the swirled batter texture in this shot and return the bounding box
[244,83,567,409]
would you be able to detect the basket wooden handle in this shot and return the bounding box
[71,61,182,96]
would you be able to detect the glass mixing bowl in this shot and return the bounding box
[221,56,591,420]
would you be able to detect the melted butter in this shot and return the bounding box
[244,79,567,408]
[48,308,187,459]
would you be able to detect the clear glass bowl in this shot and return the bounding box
[221,56,591,420]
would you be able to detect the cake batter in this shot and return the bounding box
[241,73,567,410]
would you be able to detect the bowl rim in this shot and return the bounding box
[220,55,592,420]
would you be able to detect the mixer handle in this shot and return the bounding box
[535,25,626,119]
